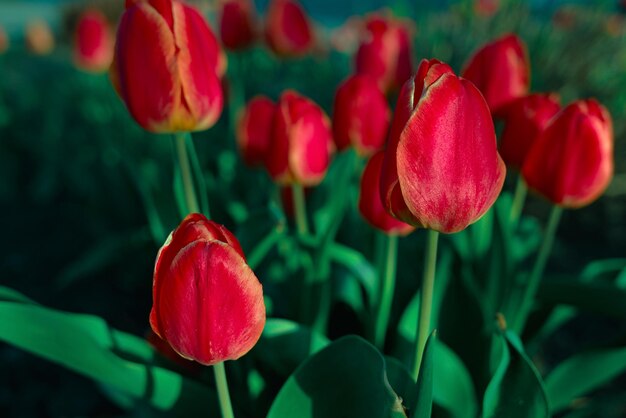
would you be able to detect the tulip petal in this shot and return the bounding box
[152,241,265,365]
[289,109,332,186]
[171,2,223,131]
[237,96,276,166]
[115,3,180,131]
[359,152,414,236]
[396,74,505,233]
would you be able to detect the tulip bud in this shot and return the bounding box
[499,93,560,170]
[25,20,55,55]
[74,9,114,73]
[219,0,256,50]
[332,75,390,157]
[0,26,9,54]
[522,100,613,208]
[360,152,414,236]
[265,0,314,57]
[112,0,225,133]
[237,96,276,167]
[150,213,266,365]
[355,15,413,94]
[265,90,334,186]
[380,59,506,233]
[461,34,529,116]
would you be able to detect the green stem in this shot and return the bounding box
[175,132,199,214]
[291,184,309,236]
[213,362,235,418]
[374,234,399,350]
[512,205,563,334]
[412,230,439,380]
[509,176,528,224]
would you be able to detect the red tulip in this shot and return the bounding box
[333,75,390,157]
[265,90,334,186]
[522,100,613,208]
[112,0,225,133]
[499,93,561,170]
[0,26,8,54]
[150,213,266,365]
[74,9,114,73]
[461,34,529,116]
[237,96,276,166]
[265,0,314,57]
[355,15,413,94]
[380,59,506,233]
[360,152,414,236]
[219,0,256,50]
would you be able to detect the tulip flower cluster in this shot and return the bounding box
[238,91,334,187]
[13,3,614,417]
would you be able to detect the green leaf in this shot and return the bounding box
[267,335,407,418]
[413,331,435,418]
[545,345,626,413]
[0,286,37,304]
[385,357,418,413]
[432,340,477,418]
[328,242,378,309]
[0,301,218,415]
[580,258,626,281]
[252,318,330,377]
[538,280,626,321]
[482,331,549,418]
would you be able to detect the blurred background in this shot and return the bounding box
[0,0,625,416]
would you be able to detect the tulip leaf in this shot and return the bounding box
[0,299,218,416]
[538,279,626,321]
[396,308,477,418]
[580,258,626,281]
[235,203,286,268]
[0,286,37,304]
[413,331,436,418]
[252,318,330,377]
[385,357,418,413]
[482,331,549,418]
[267,335,408,418]
[545,345,626,413]
[328,242,378,309]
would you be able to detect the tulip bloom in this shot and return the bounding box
[237,96,276,166]
[360,152,414,236]
[461,34,529,115]
[112,0,225,133]
[265,0,314,57]
[0,26,8,54]
[219,0,256,50]
[499,93,561,170]
[265,90,334,186]
[150,214,266,365]
[74,9,114,73]
[380,59,506,233]
[25,20,55,55]
[522,100,613,208]
[355,15,413,93]
[333,75,390,157]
